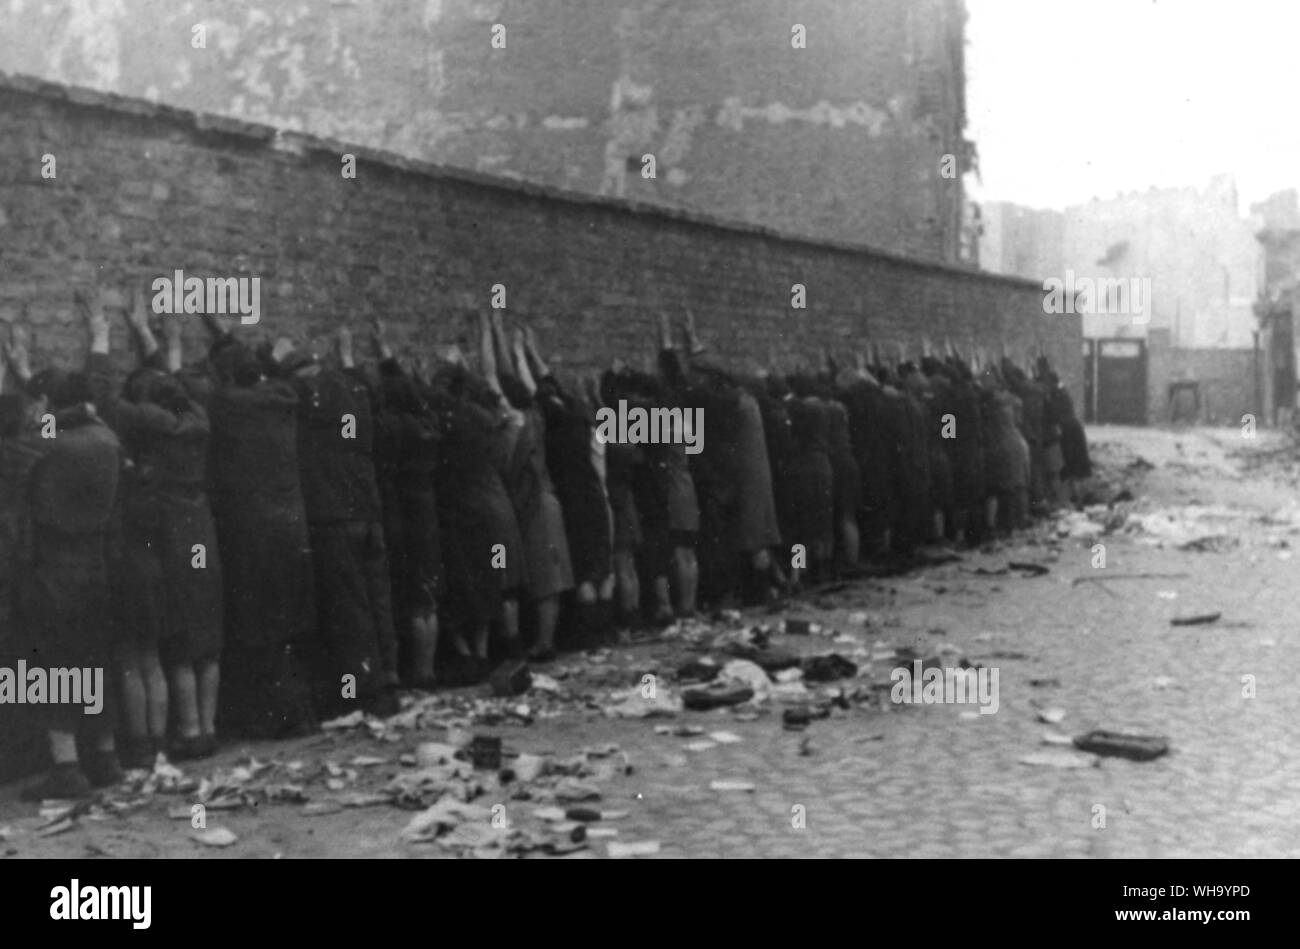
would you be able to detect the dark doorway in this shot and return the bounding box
[1083,338,1148,424]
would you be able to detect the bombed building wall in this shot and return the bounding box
[0,77,1075,403]
[0,0,972,262]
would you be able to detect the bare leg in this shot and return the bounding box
[614,550,639,617]
[498,597,520,655]
[673,546,698,616]
[141,650,168,740]
[49,729,78,765]
[534,595,560,652]
[838,517,860,566]
[117,653,148,744]
[651,575,673,622]
[196,660,220,737]
[410,612,438,684]
[168,664,201,739]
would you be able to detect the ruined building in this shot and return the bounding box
[0,0,975,262]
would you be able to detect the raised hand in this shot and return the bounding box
[337,325,355,368]
[75,290,110,339]
[4,324,33,381]
[271,336,296,364]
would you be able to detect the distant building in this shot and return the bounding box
[0,0,975,262]
[980,177,1265,424]
[981,176,1258,347]
[1251,190,1300,423]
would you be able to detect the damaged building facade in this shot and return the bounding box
[982,177,1270,426]
[0,0,977,263]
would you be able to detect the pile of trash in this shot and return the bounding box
[1120,503,1300,552]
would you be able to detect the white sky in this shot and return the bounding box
[965,0,1300,213]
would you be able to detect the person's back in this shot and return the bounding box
[29,412,120,534]
[294,368,382,525]
[209,378,303,521]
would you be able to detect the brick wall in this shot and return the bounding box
[1147,329,1259,426]
[0,74,1079,408]
[0,0,972,262]
[0,75,1077,782]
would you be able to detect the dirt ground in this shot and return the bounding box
[3,422,1299,859]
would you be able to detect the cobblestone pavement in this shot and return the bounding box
[4,425,1300,858]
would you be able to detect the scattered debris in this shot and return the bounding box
[608,840,660,858]
[1074,731,1170,762]
[401,798,492,843]
[604,685,683,719]
[192,827,238,848]
[1170,612,1221,627]
[800,653,858,683]
[682,683,754,711]
[709,780,756,792]
[1071,573,1189,586]
[1019,751,1098,769]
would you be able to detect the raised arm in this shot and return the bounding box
[478,310,502,395]
[161,307,184,372]
[337,325,355,370]
[511,329,537,396]
[522,325,550,380]
[489,310,517,381]
[122,285,161,364]
[4,324,33,386]
[74,290,111,359]
[370,319,395,363]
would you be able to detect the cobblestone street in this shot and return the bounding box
[4,425,1298,859]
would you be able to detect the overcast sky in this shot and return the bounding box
[966,0,1296,213]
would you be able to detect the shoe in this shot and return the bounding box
[526,645,557,664]
[682,683,755,710]
[119,736,159,771]
[82,749,125,789]
[20,763,91,801]
[168,733,217,762]
[363,688,402,718]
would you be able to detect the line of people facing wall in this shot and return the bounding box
[0,295,1090,800]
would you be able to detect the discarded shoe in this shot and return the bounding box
[20,763,91,801]
[1073,730,1169,761]
[783,705,831,729]
[682,683,754,710]
[800,653,858,682]
[676,659,720,683]
[752,647,801,673]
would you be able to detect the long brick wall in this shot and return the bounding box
[0,72,1080,410]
